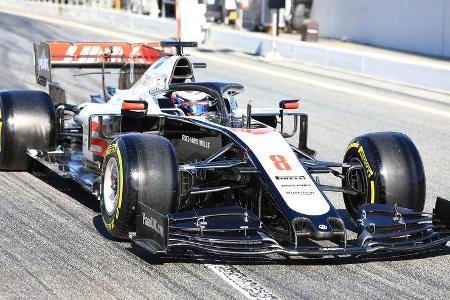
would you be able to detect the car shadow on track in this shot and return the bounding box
[92,214,131,242]
[30,168,129,243]
[30,168,100,212]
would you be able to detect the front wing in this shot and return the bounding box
[133,197,450,257]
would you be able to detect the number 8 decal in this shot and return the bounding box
[269,155,291,170]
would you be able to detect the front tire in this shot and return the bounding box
[343,132,426,220]
[100,134,179,239]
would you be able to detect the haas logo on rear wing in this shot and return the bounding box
[33,41,163,87]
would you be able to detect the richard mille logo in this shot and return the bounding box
[181,134,210,149]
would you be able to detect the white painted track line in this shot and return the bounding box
[206,264,279,300]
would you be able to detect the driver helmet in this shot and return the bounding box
[171,91,209,116]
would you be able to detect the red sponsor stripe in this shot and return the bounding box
[91,138,109,156]
[91,121,108,156]
[91,121,107,133]
[91,121,99,132]
[231,128,274,134]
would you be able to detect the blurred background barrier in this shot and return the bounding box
[4,0,450,93]
[312,0,450,59]
[29,1,312,32]
[30,1,159,16]
[30,0,450,60]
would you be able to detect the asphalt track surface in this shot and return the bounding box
[0,10,449,299]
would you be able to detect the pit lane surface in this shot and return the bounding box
[0,10,449,299]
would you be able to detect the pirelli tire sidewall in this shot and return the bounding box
[100,134,179,239]
[343,132,426,219]
[101,138,138,239]
[0,90,55,171]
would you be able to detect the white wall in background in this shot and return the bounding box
[311,0,450,58]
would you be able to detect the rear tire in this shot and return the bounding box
[100,134,178,239]
[0,90,55,171]
[343,132,425,220]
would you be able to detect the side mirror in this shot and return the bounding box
[279,99,299,109]
[278,99,300,137]
[121,100,148,119]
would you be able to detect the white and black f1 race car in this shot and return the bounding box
[0,41,449,257]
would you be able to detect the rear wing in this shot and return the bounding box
[33,41,163,87]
